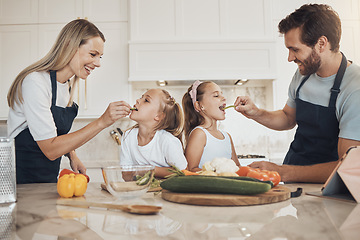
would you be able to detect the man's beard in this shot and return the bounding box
[296,49,321,76]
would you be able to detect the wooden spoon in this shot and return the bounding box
[57,199,161,215]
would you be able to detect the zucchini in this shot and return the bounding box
[217,176,274,188]
[160,176,271,195]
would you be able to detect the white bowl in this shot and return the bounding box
[102,165,155,200]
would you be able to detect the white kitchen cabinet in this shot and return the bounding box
[130,0,272,41]
[38,0,127,23]
[0,0,129,119]
[0,0,38,24]
[0,25,38,119]
[38,0,82,24]
[129,0,276,81]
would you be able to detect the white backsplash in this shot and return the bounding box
[0,80,295,167]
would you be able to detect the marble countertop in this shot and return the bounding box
[3,182,359,240]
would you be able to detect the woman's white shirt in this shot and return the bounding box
[7,71,71,141]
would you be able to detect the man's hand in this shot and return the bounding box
[249,160,339,183]
[234,96,260,119]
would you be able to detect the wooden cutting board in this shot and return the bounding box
[161,185,291,206]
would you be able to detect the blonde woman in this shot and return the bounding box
[7,19,131,184]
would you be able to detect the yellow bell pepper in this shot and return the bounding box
[57,173,88,198]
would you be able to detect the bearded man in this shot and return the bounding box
[234,4,360,183]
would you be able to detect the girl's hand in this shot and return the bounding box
[234,96,260,119]
[99,101,132,128]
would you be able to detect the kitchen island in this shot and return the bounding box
[4,182,359,240]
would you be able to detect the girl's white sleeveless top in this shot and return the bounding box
[193,126,232,168]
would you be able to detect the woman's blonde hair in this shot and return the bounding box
[182,81,212,144]
[7,19,105,109]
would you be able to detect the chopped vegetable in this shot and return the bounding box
[59,169,90,183]
[204,158,239,174]
[181,169,199,176]
[136,170,152,185]
[57,173,88,198]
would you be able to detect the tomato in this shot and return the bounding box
[247,170,269,181]
[236,166,252,176]
[267,171,281,186]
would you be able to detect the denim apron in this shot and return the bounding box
[284,53,347,165]
[15,71,78,183]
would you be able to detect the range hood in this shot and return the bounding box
[129,41,277,82]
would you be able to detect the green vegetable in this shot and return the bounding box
[160,176,271,195]
[217,176,274,188]
[221,105,235,110]
[136,171,152,185]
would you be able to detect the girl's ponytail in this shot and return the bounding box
[182,82,210,144]
[157,90,184,144]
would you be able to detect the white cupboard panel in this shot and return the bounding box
[271,0,308,20]
[314,0,359,20]
[180,0,220,37]
[129,42,276,81]
[341,21,360,64]
[0,0,38,24]
[38,24,63,59]
[130,0,176,40]
[222,0,271,38]
[38,0,82,23]
[0,25,38,119]
[83,0,127,22]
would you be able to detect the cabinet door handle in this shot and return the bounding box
[77,80,80,107]
[85,78,87,110]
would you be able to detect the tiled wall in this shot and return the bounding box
[0,80,295,169]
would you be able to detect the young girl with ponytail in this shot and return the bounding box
[182,81,239,172]
[120,89,187,178]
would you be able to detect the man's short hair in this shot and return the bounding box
[278,4,341,52]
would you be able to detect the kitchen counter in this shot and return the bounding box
[4,182,359,240]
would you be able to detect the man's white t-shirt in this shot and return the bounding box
[7,71,71,141]
[119,128,188,170]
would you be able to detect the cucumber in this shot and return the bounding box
[217,176,274,188]
[160,176,271,195]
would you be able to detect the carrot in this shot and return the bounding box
[181,169,199,176]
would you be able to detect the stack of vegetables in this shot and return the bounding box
[161,158,281,195]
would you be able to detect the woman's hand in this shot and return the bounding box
[67,151,87,174]
[98,101,132,128]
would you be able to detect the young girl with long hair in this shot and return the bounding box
[120,89,187,178]
[182,80,239,172]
